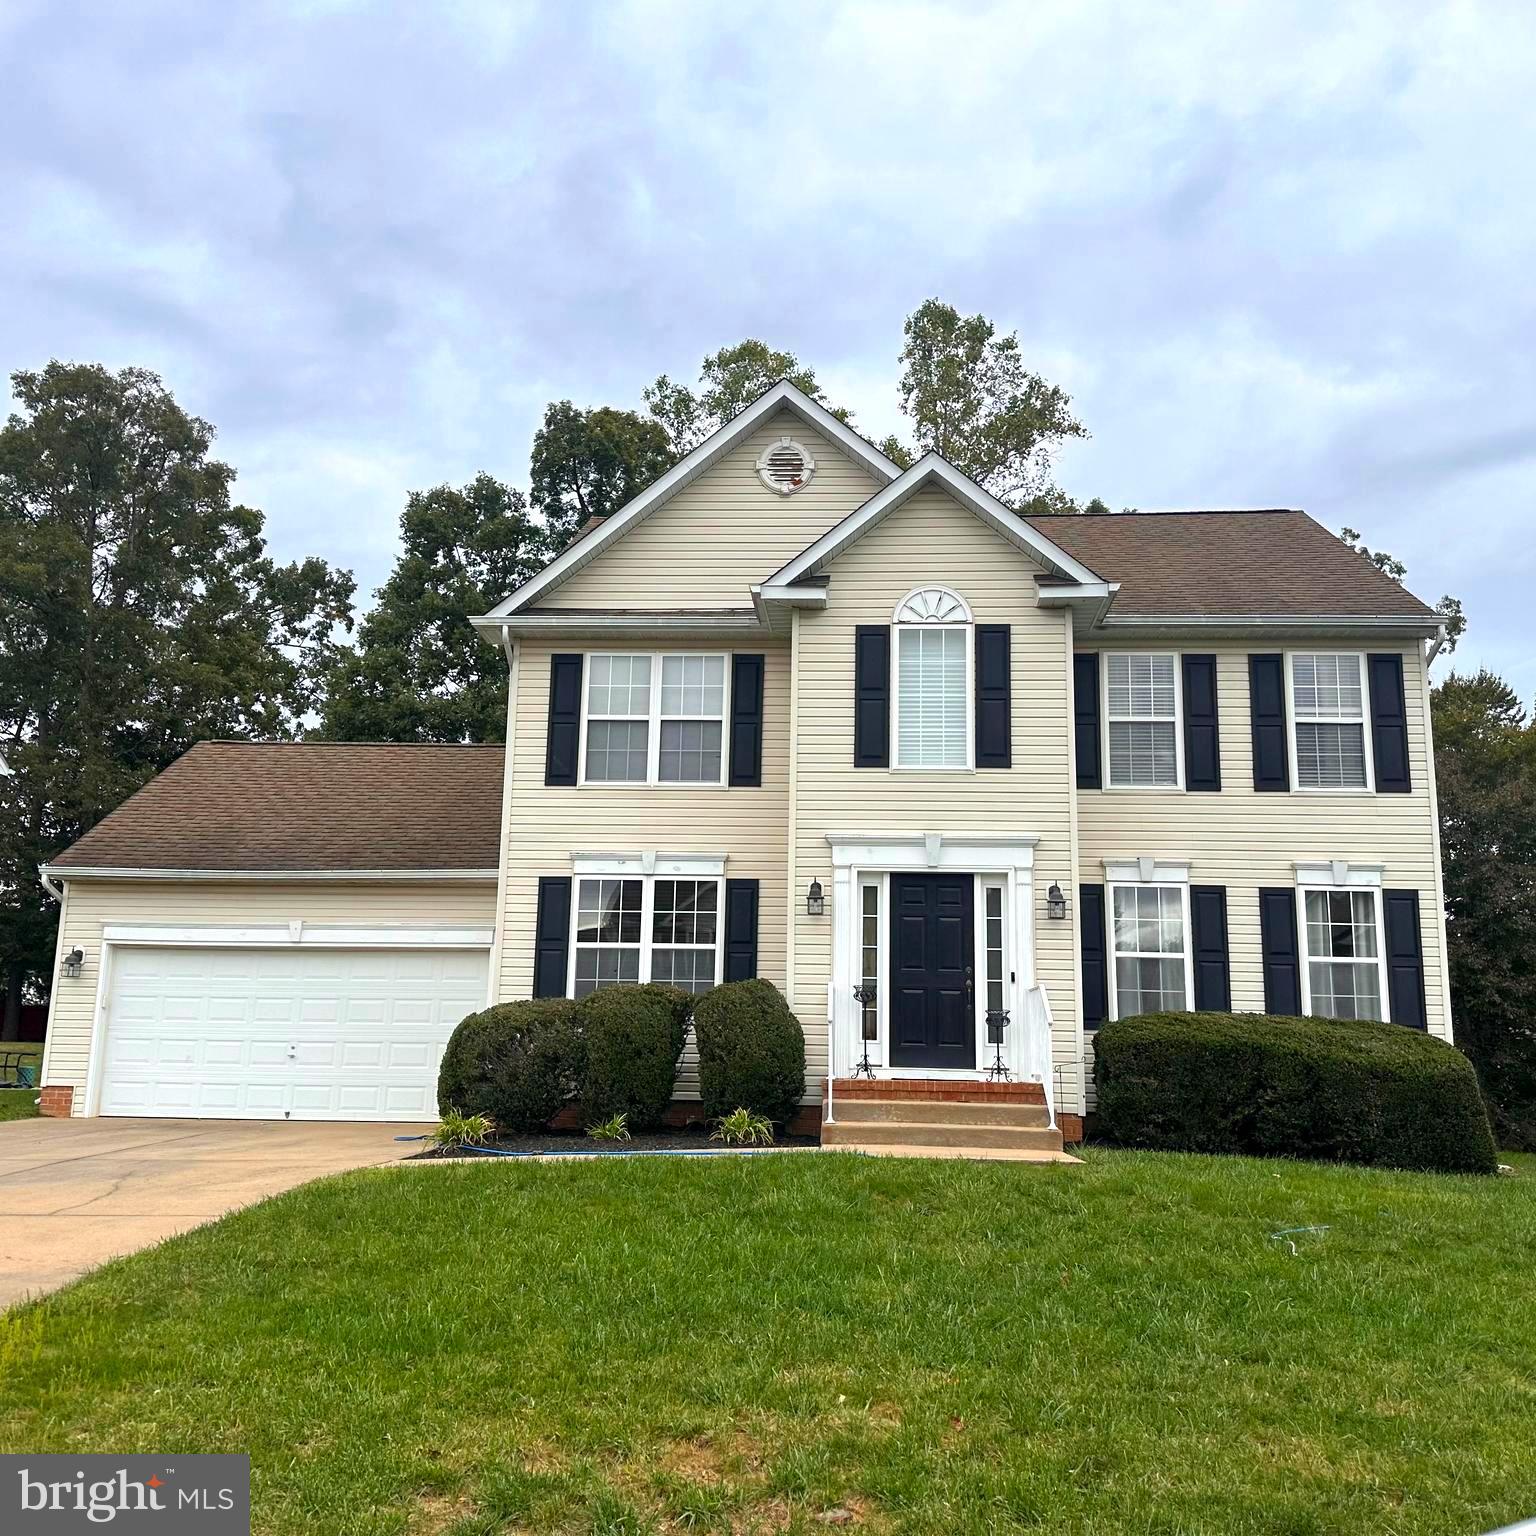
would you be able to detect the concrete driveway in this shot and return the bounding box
[0,1118,431,1309]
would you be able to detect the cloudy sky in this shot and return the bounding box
[3,0,1533,694]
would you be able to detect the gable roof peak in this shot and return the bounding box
[480,378,901,619]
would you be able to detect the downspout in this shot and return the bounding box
[38,865,64,903]
[1426,623,1448,669]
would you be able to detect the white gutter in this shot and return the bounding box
[1426,623,1448,667]
[38,865,64,902]
[39,865,499,883]
[1093,612,1441,634]
[470,611,766,639]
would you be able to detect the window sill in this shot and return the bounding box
[575,781,732,791]
[1100,783,1184,793]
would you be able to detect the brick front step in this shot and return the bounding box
[829,1097,1051,1129]
[822,1118,1064,1153]
[829,1077,1045,1105]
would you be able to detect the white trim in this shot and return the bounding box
[756,435,816,495]
[577,650,731,789]
[824,833,1040,1083]
[488,637,519,1006]
[1293,860,1383,889]
[762,454,1103,591]
[1096,613,1441,635]
[1103,858,1190,885]
[1418,644,1454,1040]
[1105,878,1195,1022]
[1286,650,1375,794]
[1101,650,1184,791]
[1296,883,1390,1024]
[572,852,727,877]
[471,611,766,639]
[38,877,73,1099]
[42,866,498,883]
[567,872,724,998]
[99,923,495,948]
[892,585,972,624]
[826,832,1038,869]
[483,382,900,617]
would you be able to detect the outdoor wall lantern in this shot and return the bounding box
[806,878,825,917]
[61,948,85,979]
[1046,882,1067,921]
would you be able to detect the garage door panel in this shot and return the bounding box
[100,945,488,1122]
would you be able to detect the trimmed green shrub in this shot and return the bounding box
[1094,1010,1498,1175]
[693,979,805,1128]
[575,982,692,1130]
[437,999,582,1133]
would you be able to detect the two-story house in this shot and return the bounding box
[36,382,1450,1149]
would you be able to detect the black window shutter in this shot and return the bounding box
[1074,654,1101,789]
[1249,654,1290,792]
[1079,883,1109,1030]
[1259,887,1301,1015]
[1368,654,1412,793]
[1182,654,1222,792]
[728,654,765,787]
[1383,888,1428,1029]
[854,626,890,768]
[544,654,583,787]
[533,877,572,998]
[974,625,1012,768]
[723,879,760,982]
[1189,885,1231,1010]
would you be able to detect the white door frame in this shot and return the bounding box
[824,834,1039,1080]
[82,924,493,1118]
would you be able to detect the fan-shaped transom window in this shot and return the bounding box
[892,587,972,769]
[894,587,972,625]
[756,437,815,495]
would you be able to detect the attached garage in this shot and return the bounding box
[39,742,507,1122]
[96,941,491,1121]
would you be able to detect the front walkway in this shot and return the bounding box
[0,1117,429,1309]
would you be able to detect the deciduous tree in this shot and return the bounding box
[892,298,1088,505]
[1432,670,1536,1147]
[530,402,674,549]
[0,362,353,1034]
[320,475,545,744]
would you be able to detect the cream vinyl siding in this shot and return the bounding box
[1077,641,1447,1106]
[495,640,791,1099]
[791,487,1084,1109]
[538,413,883,611]
[41,879,497,1112]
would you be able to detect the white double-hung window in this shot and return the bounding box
[1289,653,1371,790]
[893,587,972,770]
[582,653,727,785]
[1105,653,1180,787]
[572,875,722,996]
[1299,886,1385,1020]
[1107,876,1192,1018]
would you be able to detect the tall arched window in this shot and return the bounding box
[892,586,972,769]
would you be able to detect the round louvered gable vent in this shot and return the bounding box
[756,437,815,495]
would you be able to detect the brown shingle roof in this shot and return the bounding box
[51,742,505,874]
[1024,509,1439,620]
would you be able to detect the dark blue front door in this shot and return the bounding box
[890,873,975,1069]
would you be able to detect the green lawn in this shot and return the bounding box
[0,1042,42,1121]
[2,1149,1533,1536]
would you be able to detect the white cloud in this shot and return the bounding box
[2,0,1533,695]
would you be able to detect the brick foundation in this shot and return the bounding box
[38,1085,74,1118]
[1057,1113,1084,1145]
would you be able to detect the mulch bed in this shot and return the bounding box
[408,1125,818,1159]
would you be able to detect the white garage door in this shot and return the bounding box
[99,945,490,1121]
